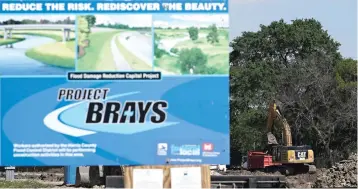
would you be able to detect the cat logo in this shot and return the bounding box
[297,152,307,160]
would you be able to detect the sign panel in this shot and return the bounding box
[170,167,202,189]
[0,0,229,166]
[133,169,163,189]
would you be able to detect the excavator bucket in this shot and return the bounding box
[267,132,278,145]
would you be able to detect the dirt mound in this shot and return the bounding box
[286,173,318,188]
[314,153,357,188]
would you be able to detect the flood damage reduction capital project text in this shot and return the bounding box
[1,2,227,12]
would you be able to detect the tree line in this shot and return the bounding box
[96,23,150,30]
[156,26,228,30]
[229,18,357,167]
[0,17,75,25]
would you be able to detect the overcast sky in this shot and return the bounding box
[230,0,357,59]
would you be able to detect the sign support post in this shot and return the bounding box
[64,166,77,185]
[5,166,15,181]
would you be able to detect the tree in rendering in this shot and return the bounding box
[207,24,219,44]
[78,16,91,57]
[85,15,97,28]
[178,48,208,74]
[154,33,167,58]
[229,18,356,166]
[188,27,199,41]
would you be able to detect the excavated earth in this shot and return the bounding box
[218,153,357,188]
[313,153,357,188]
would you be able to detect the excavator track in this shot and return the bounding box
[282,164,316,175]
[263,164,316,176]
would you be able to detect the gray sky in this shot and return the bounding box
[229,0,357,59]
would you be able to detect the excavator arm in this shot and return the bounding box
[266,101,292,146]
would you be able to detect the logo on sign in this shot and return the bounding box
[157,143,168,156]
[171,145,200,156]
[203,143,213,151]
[202,142,220,157]
[183,170,188,176]
[297,152,306,160]
[44,90,179,137]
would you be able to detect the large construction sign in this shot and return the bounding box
[0,0,229,166]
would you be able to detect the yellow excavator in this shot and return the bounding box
[265,100,316,174]
[247,100,316,175]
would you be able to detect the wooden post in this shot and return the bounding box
[123,165,210,188]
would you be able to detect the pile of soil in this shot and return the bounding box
[313,153,357,188]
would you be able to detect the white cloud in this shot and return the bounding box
[0,15,75,22]
[153,21,169,28]
[153,21,194,29]
[94,15,152,27]
[170,14,229,27]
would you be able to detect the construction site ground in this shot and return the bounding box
[0,169,321,188]
[0,154,356,188]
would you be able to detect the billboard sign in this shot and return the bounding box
[0,0,229,166]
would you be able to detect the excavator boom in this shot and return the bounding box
[266,101,292,146]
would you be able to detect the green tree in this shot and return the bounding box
[21,19,37,24]
[170,48,179,54]
[178,48,208,74]
[85,15,96,28]
[78,16,90,47]
[335,58,357,89]
[188,27,199,41]
[230,18,356,166]
[207,24,219,44]
[203,67,218,74]
[154,33,166,58]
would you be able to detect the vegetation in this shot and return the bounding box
[12,30,68,42]
[0,180,53,188]
[170,47,179,54]
[3,30,77,68]
[85,15,96,28]
[207,24,219,44]
[230,18,357,166]
[0,35,25,46]
[25,39,76,68]
[188,27,199,41]
[154,27,229,74]
[96,23,150,31]
[77,31,118,71]
[0,17,74,25]
[178,48,208,74]
[154,33,167,58]
[78,16,91,47]
[77,15,92,58]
